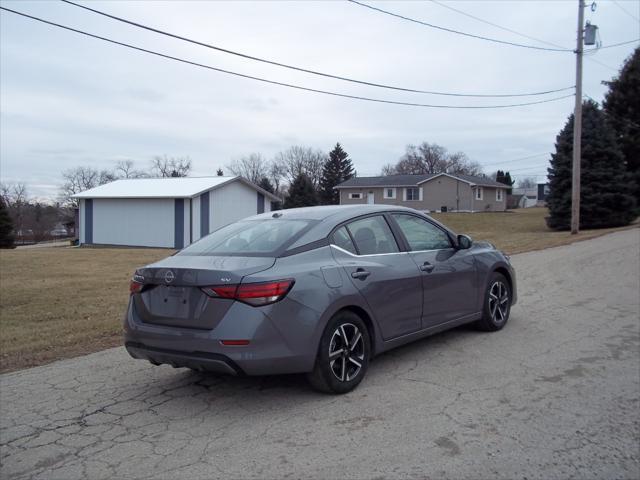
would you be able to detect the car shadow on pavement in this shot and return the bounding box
[150,322,491,403]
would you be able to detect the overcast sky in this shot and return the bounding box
[1,0,638,199]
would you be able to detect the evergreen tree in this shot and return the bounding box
[284,173,319,209]
[495,170,514,193]
[257,176,275,194]
[603,47,640,211]
[318,143,354,205]
[0,198,15,249]
[503,171,514,193]
[216,168,224,176]
[546,100,636,230]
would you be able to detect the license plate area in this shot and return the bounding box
[152,285,190,319]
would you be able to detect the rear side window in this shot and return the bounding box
[346,216,399,255]
[331,226,357,254]
[179,219,310,256]
[392,214,451,251]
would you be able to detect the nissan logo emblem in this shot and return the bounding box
[164,270,175,284]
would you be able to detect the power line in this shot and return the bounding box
[596,38,640,49]
[347,0,572,52]
[480,152,550,167]
[351,0,635,69]
[505,164,551,173]
[60,0,574,99]
[0,6,576,110]
[431,0,638,53]
[612,0,640,23]
[428,0,566,50]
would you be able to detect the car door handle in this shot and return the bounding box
[420,262,435,273]
[351,268,371,280]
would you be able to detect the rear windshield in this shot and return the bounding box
[178,219,311,256]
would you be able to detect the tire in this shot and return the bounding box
[307,311,371,394]
[475,272,512,332]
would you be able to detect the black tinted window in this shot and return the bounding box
[346,216,399,255]
[392,214,451,251]
[332,226,357,254]
[179,219,309,256]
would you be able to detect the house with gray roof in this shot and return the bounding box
[335,173,508,212]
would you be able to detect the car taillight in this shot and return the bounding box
[130,280,144,295]
[201,279,294,306]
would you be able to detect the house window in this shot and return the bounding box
[496,189,503,202]
[383,188,396,199]
[405,188,419,201]
[348,193,362,199]
[475,187,483,201]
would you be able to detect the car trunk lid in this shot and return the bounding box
[133,255,275,329]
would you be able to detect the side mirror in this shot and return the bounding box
[457,234,473,249]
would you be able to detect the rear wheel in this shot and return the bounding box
[475,272,511,331]
[307,311,371,394]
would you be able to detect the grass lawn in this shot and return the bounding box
[0,208,637,373]
[0,247,170,373]
[435,207,638,254]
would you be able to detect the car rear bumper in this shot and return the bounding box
[123,298,320,375]
[125,342,242,375]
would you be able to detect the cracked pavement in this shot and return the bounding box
[1,229,639,479]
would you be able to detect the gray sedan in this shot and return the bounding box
[125,205,516,393]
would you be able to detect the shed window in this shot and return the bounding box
[348,193,362,199]
[496,189,503,202]
[384,188,396,199]
[475,187,483,200]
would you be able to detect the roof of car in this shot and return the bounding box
[246,204,416,222]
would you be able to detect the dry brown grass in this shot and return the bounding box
[434,207,639,254]
[0,208,637,373]
[0,247,170,373]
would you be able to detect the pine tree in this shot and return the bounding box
[0,198,15,249]
[603,47,640,211]
[284,174,319,209]
[318,143,354,205]
[503,171,514,193]
[546,100,636,230]
[216,168,224,176]
[257,176,275,194]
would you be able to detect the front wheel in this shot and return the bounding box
[307,311,371,394]
[475,272,512,331]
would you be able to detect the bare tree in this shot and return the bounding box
[274,146,326,188]
[116,160,147,179]
[0,183,28,236]
[268,160,286,194]
[380,163,397,176]
[388,142,484,177]
[59,166,114,207]
[446,151,483,176]
[150,155,192,178]
[225,153,269,184]
[23,203,58,243]
[517,177,537,189]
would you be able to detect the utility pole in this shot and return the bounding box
[571,0,585,235]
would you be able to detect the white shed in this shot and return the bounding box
[72,176,280,248]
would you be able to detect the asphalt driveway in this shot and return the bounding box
[1,229,638,480]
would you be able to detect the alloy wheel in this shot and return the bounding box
[488,281,509,324]
[328,323,365,382]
